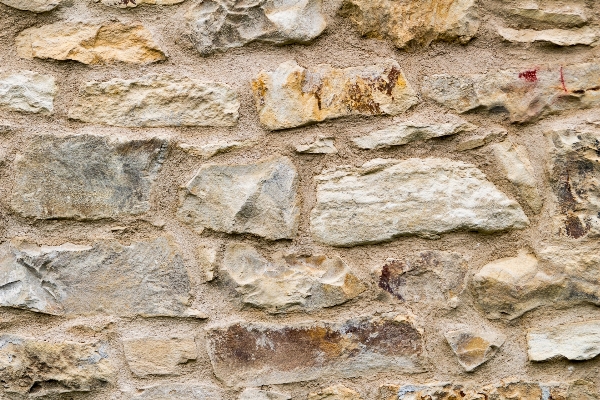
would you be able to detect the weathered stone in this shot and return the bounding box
[311,158,529,246]
[16,22,166,64]
[1,0,60,12]
[240,388,290,400]
[123,337,197,377]
[491,141,543,214]
[528,320,600,362]
[206,315,423,387]
[186,0,326,55]
[252,60,418,130]
[296,136,337,154]
[497,26,598,46]
[69,75,239,127]
[457,126,507,151]
[445,328,506,371]
[0,336,114,397]
[133,384,224,399]
[178,156,299,240]
[179,139,251,159]
[340,0,479,49]
[422,63,600,123]
[100,0,185,8]
[222,243,365,313]
[10,134,166,220]
[197,243,218,282]
[0,236,204,318]
[0,71,56,114]
[309,385,363,400]
[375,251,467,308]
[507,3,588,28]
[353,117,474,149]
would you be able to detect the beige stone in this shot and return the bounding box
[0,71,56,114]
[16,22,166,64]
[1,0,60,12]
[178,156,300,240]
[457,126,507,151]
[528,320,600,362]
[179,139,251,159]
[296,136,337,154]
[497,26,598,46]
[99,0,185,7]
[308,385,363,400]
[252,60,418,130]
[69,75,239,127]
[123,337,197,377]
[445,328,506,371]
[340,0,479,49]
[311,158,529,246]
[197,243,218,282]
[222,243,365,313]
[133,384,224,399]
[240,388,290,400]
[507,3,588,27]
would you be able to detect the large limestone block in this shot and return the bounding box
[0,336,114,397]
[1,0,60,12]
[497,26,598,46]
[310,158,529,247]
[16,22,166,64]
[186,0,326,55]
[423,63,600,123]
[0,237,204,318]
[252,60,418,130]
[69,75,239,127]
[222,243,365,313]
[340,0,479,49]
[0,71,56,114]
[528,320,600,362]
[178,156,300,240]
[133,384,224,399]
[206,315,423,387]
[10,134,166,220]
[100,0,185,7]
[123,337,197,377]
[445,328,506,371]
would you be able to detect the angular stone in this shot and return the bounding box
[0,336,114,397]
[445,328,506,371]
[16,22,166,64]
[0,71,56,114]
[206,315,423,387]
[457,126,507,151]
[100,0,184,7]
[375,251,467,308]
[179,139,251,159]
[222,243,365,313]
[134,384,224,399]
[353,117,474,149]
[186,0,326,55]
[507,4,588,28]
[0,236,204,318]
[422,63,600,123]
[497,26,598,46]
[308,385,363,400]
[123,337,197,377]
[69,75,239,127]
[340,0,479,49]
[528,320,600,362]
[1,0,60,12]
[296,136,337,154]
[311,158,529,246]
[178,156,299,240]
[240,388,290,400]
[10,134,167,220]
[491,141,543,214]
[197,243,218,282]
[252,60,418,130]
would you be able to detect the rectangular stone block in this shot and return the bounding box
[0,71,56,114]
[123,337,198,377]
[528,320,600,361]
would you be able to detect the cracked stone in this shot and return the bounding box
[445,328,506,371]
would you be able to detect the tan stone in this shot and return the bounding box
[252,60,418,130]
[123,337,197,377]
[16,22,166,64]
[457,126,507,151]
[445,328,506,371]
[296,136,337,154]
[340,0,479,49]
[507,3,588,28]
[497,26,598,46]
[100,0,185,7]
[240,388,290,400]
[308,385,363,400]
[0,71,56,114]
[197,243,218,282]
[133,384,224,399]
[179,139,251,159]
[1,0,60,12]
[528,320,600,362]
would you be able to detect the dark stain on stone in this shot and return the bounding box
[344,81,382,114]
[518,69,538,83]
[378,260,407,300]
[564,213,589,239]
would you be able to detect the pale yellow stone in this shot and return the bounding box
[445,328,506,371]
[123,337,197,377]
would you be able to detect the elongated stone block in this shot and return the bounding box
[528,320,600,362]
[1,0,61,12]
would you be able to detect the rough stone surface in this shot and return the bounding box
[497,26,598,46]
[16,22,166,64]
[178,156,299,240]
[0,0,60,12]
[206,315,423,387]
[308,385,363,400]
[179,139,251,159]
[197,243,218,282]
[252,60,418,130]
[133,384,224,399]
[239,388,290,400]
[296,136,337,154]
[528,320,600,362]
[457,126,507,151]
[186,0,326,55]
[222,243,365,313]
[340,0,479,49]
[0,71,56,114]
[0,336,114,397]
[69,75,239,127]
[445,328,506,371]
[10,134,167,220]
[506,3,588,27]
[123,337,197,377]
[0,236,204,318]
[311,158,529,246]
[100,0,185,8]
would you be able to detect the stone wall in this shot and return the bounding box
[0,0,599,399]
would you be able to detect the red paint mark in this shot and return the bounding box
[518,69,538,82]
[560,66,568,92]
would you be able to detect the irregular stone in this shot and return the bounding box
[134,384,224,399]
[353,117,475,149]
[123,337,197,377]
[240,388,290,400]
[0,71,56,114]
[0,236,204,318]
[178,156,299,240]
[252,60,418,130]
[296,136,337,154]
[0,336,114,397]
[16,22,166,64]
[311,158,529,246]
[308,385,363,400]
[528,320,600,362]
[186,0,326,55]
[179,139,251,158]
[422,63,600,123]
[206,315,423,387]
[222,243,365,313]
[197,243,218,282]
[491,141,543,214]
[507,4,588,28]
[100,0,185,8]
[445,328,506,371]
[497,26,598,46]
[69,75,239,127]
[457,126,507,151]
[1,0,60,12]
[10,134,167,220]
[375,251,467,308]
[340,0,479,49]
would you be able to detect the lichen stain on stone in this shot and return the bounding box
[378,260,407,300]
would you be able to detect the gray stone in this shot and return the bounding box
[239,388,290,400]
[0,71,56,114]
[178,139,252,159]
[445,328,506,371]
[296,136,337,154]
[133,384,224,399]
[528,320,600,362]
[123,337,197,377]
[457,126,507,151]
[1,0,60,12]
